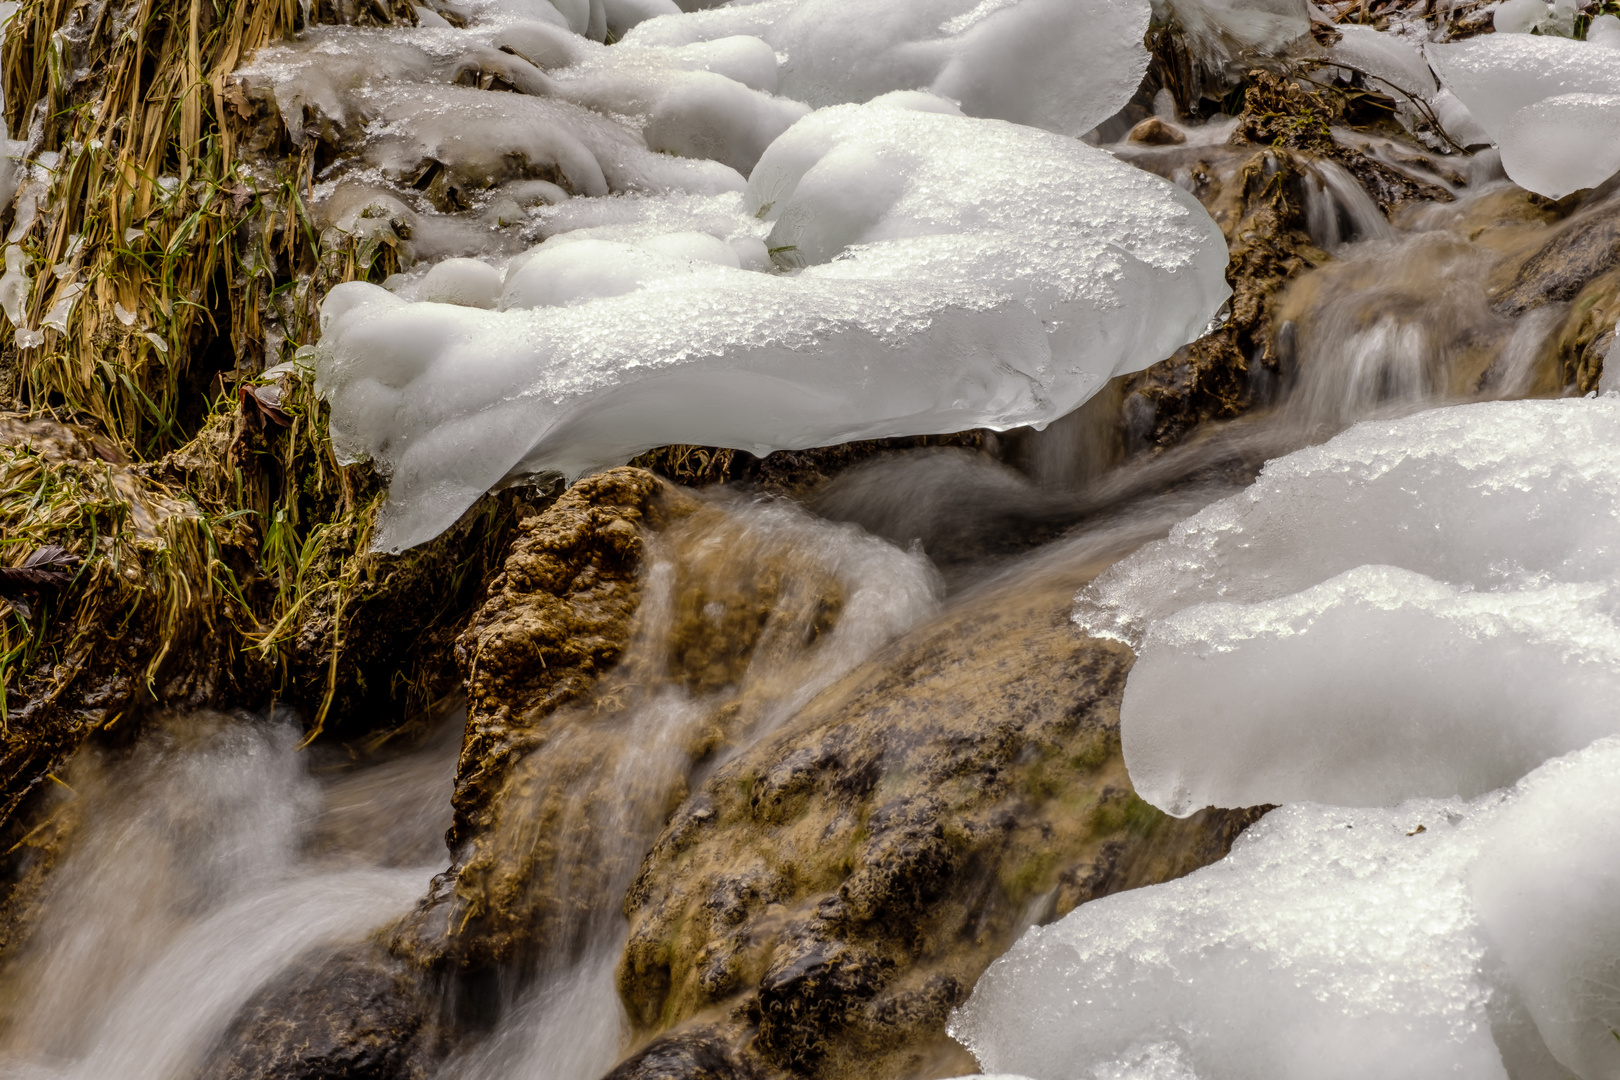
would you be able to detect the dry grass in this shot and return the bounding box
[0,0,309,453]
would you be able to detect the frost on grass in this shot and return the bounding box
[950,736,1620,1080]
[1428,34,1620,197]
[317,96,1228,551]
[1074,397,1620,815]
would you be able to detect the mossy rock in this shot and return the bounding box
[614,564,1264,1080]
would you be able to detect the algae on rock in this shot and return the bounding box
[613,567,1264,1080]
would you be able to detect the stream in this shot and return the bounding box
[0,0,1618,1077]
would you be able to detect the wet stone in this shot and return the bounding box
[199,944,437,1080]
[1128,117,1186,145]
[614,568,1265,1080]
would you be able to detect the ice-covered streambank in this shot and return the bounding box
[942,396,1620,1080]
[1076,396,1620,815]
[1427,33,1620,199]
[951,735,1620,1080]
[318,92,1227,551]
[267,0,1232,551]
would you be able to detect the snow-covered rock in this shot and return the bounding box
[317,96,1229,551]
[952,736,1620,1080]
[1074,398,1620,815]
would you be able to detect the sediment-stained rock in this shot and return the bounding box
[199,944,438,1080]
[614,565,1265,1080]
[388,467,691,968]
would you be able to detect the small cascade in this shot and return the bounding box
[424,496,941,1080]
[1273,177,1597,430]
[0,714,455,1080]
[1300,158,1398,251]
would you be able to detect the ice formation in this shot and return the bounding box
[1498,92,1620,201]
[1490,0,1579,36]
[1428,34,1620,197]
[1591,13,1620,48]
[1152,0,1310,63]
[319,96,1228,551]
[1472,745,1620,1080]
[250,0,1238,551]
[950,736,1620,1080]
[1073,397,1620,815]
[1328,24,1436,97]
[623,0,1152,136]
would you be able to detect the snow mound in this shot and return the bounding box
[1428,34,1620,196]
[318,98,1228,552]
[1073,397,1620,814]
[623,0,1152,136]
[1499,92,1620,201]
[951,736,1620,1080]
[1473,743,1620,1080]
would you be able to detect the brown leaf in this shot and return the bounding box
[0,546,80,597]
[240,382,293,428]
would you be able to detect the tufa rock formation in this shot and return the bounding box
[613,564,1265,1080]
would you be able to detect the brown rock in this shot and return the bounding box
[1493,197,1620,318]
[1118,145,1330,446]
[1127,117,1186,145]
[614,566,1265,1080]
[389,467,693,968]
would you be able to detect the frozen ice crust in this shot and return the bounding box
[317,96,1229,551]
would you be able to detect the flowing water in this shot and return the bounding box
[0,713,455,1080]
[0,150,1605,1077]
[2,0,1618,1076]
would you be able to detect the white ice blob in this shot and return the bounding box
[1498,92,1620,200]
[415,257,504,308]
[1428,34,1620,138]
[1123,565,1620,815]
[1428,33,1620,195]
[1156,0,1311,62]
[625,0,1152,137]
[953,737,1620,1080]
[1330,23,1437,97]
[1075,397,1620,815]
[1590,12,1620,48]
[499,237,719,308]
[1493,0,1548,33]
[317,99,1228,551]
[1473,741,1620,1080]
[952,791,1512,1080]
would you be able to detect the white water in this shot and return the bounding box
[0,714,452,1080]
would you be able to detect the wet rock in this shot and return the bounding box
[1231,70,1450,214]
[1493,197,1620,318]
[603,1026,760,1080]
[447,467,688,851]
[1127,117,1185,145]
[389,467,692,967]
[1118,143,1329,446]
[615,567,1265,1080]
[1556,266,1620,394]
[630,432,992,496]
[200,943,437,1080]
